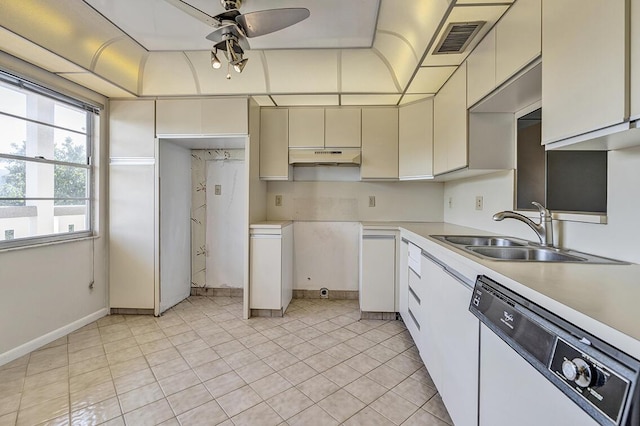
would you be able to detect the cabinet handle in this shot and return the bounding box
[421,250,474,289]
[363,235,396,240]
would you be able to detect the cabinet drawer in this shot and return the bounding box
[408,269,424,300]
[406,292,422,343]
[408,285,423,327]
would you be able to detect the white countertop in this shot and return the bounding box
[249,221,293,229]
[362,221,640,359]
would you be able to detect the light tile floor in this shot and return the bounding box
[0,297,453,426]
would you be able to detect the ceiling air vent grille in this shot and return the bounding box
[434,21,485,54]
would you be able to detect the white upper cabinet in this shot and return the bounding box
[156,98,248,136]
[260,108,290,180]
[467,28,496,107]
[495,0,541,85]
[434,63,468,175]
[289,107,362,148]
[542,0,627,145]
[109,100,155,158]
[361,107,399,179]
[288,108,324,148]
[632,0,640,121]
[325,108,361,148]
[398,98,433,180]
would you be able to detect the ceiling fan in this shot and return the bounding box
[165,0,310,78]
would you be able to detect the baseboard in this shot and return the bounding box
[190,287,244,297]
[110,308,154,315]
[250,308,284,318]
[0,308,109,367]
[292,289,359,300]
[360,311,399,320]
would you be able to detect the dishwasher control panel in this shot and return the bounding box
[549,338,630,425]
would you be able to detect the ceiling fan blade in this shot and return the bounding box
[236,8,310,38]
[164,0,221,27]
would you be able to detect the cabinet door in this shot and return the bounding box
[467,28,496,107]
[632,0,640,120]
[360,235,396,312]
[325,108,361,147]
[156,99,201,136]
[361,108,399,179]
[398,240,409,320]
[200,98,248,135]
[495,0,541,85]
[109,100,155,158]
[542,0,627,144]
[288,108,324,148]
[435,270,479,426]
[418,253,444,390]
[398,98,433,179]
[250,235,282,310]
[109,163,156,309]
[156,99,248,136]
[434,62,467,175]
[281,225,293,312]
[260,109,289,180]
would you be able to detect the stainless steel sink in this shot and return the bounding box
[466,246,586,262]
[430,234,626,264]
[438,235,525,247]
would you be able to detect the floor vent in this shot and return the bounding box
[434,21,485,54]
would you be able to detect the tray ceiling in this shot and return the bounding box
[0,0,515,105]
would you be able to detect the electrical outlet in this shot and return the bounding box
[475,196,483,211]
[215,185,222,195]
[275,195,282,207]
[369,196,376,207]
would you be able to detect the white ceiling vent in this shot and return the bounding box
[434,21,485,54]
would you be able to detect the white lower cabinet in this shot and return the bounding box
[249,223,293,314]
[360,231,397,313]
[399,238,480,426]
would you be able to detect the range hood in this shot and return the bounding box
[288,148,361,165]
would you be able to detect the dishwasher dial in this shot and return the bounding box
[562,358,593,387]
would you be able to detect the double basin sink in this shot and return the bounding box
[431,235,625,264]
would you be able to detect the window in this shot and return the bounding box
[516,108,607,214]
[0,71,98,247]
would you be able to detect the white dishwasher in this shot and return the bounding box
[470,275,640,426]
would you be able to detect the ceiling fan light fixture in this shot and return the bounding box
[211,49,222,69]
[232,58,248,73]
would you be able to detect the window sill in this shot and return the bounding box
[515,211,607,225]
[0,233,99,253]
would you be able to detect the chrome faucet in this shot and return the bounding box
[493,202,554,247]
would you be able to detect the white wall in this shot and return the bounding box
[0,52,108,365]
[443,144,640,264]
[206,155,246,288]
[266,178,444,291]
[159,140,192,313]
[267,180,444,222]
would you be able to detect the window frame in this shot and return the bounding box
[0,71,99,249]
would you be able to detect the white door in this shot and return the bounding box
[159,140,192,313]
[206,157,246,288]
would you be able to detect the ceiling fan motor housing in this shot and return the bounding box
[221,0,242,10]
